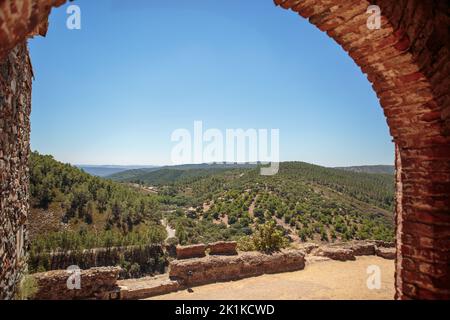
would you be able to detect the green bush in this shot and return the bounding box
[15,275,38,300]
[253,221,288,253]
[166,237,179,246]
[237,235,256,252]
[238,221,288,253]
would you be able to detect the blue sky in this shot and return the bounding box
[29,0,393,167]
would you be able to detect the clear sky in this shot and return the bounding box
[29,0,394,167]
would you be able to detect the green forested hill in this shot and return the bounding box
[30,154,395,254]
[29,152,166,252]
[275,162,394,210]
[334,165,395,175]
[154,162,395,244]
[111,161,394,211]
[109,167,231,185]
[107,163,256,184]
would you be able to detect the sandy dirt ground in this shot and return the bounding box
[149,256,394,300]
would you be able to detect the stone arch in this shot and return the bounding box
[273,0,450,300]
[0,0,449,299]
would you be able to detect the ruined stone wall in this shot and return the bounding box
[32,266,121,300]
[0,42,32,300]
[175,241,238,259]
[169,249,306,287]
[176,244,207,260]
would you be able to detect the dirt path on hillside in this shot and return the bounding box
[149,256,394,300]
[248,196,257,218]
[161,219,176,240]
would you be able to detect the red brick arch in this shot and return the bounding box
[0,0,449,299]
[273,0,450,300]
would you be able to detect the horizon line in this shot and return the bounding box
[73,161,395,168]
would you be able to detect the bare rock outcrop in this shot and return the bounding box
[208,241,238,256]
[176,244,207,260]
[32,267,121,300]
[169,250,305,286]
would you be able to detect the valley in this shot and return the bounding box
[28,152,395,277]
[107,160,394,245]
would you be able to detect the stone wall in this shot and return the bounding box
[0,42,32,300]
[208,241,238,255]
[32,267,121,300]
[118,274,181,300]
[169,250,305,287]
[312,241,395,261]
[176,244,207,260]
[176,242,238,259]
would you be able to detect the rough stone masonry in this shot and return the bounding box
[0,42,32,299]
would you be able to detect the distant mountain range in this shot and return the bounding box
[79,163,394,178]
[334,165,395,175]
[78,163,259,177]
[76,165,159,177]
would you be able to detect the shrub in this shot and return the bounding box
[298,229,307,242]
[237,235,256,252]
[166,237,179,246]
[128,263,141,278]
[253,221,288,253]
[15,275,38,300]
[238,221,288,253]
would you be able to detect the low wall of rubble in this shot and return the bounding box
[304,240,396,261]
[32,267,121,300]
[176,241,238,259]
[207,241,238,255]
[176,244,207,260]
[169,249,305,287]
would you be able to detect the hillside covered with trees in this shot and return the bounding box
[108,162,395,245]
[29,152,167,254]
[30,153,395,259]
[334,165,395,175]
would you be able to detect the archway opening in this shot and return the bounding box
[0,0,449,300]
